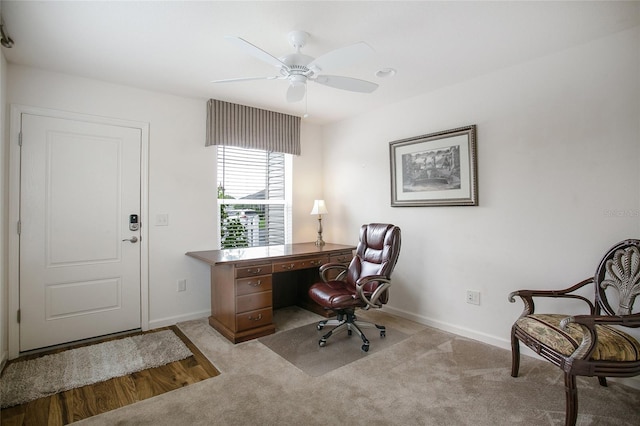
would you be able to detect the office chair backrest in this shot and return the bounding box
[346,223,401,303]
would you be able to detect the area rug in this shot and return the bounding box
[259,322,408,376]
[0,329,192,408]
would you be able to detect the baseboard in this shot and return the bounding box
[148,310,210,330]
[1,350,8,372]
[384,305,512,350]
[383,306,640,391]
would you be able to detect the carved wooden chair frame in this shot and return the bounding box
[509,239,640,425]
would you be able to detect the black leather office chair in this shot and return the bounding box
[308,223,401,352]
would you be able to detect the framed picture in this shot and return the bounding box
[390,125,477,207]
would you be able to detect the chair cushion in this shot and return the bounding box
[308,281,364,310]
[516,314,640,361]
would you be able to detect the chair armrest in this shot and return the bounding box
[355,275,391,310]
[319,263,348,283]
[557,315,598,362]
[508,278,595,317]
[559,313,640,362]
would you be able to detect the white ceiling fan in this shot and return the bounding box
[212,30,379,103]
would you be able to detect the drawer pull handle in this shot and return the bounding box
[247,268,262,275]
[309,260,321,266]
[249,280,262,287]
[282,263,295,270]
[248,314,263,321]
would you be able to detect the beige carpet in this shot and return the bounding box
[0,329,192,408]
[75,308,640,425]
[259,321,408,376]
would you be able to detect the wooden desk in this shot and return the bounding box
[186,243,355,343]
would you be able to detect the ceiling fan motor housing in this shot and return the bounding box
[280,54,314,70]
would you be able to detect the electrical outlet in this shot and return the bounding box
[466,290,480,305]
[177,279,187,292]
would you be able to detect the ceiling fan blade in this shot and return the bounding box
[286,83,306,103]
[313,75,378,93]
[308,42,374,73]
[224,35,289,70]
[211,76,281,84]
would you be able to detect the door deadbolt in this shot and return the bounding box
[129,214,140,231]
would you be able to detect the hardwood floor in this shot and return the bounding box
[1,326,220,425]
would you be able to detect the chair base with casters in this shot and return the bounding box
[316,309,386,352]
[509,239,640,426]
[308,223,401,353]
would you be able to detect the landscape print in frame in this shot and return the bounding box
[390,125,477,207]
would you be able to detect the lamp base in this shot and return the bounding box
[315,216,325,246]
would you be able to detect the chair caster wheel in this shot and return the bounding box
[380,330,386,338]
[361,344,369,352]
[319,339,327,347]
[317,324,324,331]
[347,329,352,336]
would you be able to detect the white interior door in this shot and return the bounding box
[19,113,142,352]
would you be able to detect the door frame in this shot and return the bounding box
[8,104,150,359]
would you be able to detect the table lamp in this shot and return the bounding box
[310,199,328,246]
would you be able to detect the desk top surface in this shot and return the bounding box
[186,242,355,266]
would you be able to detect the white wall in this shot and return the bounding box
[292,121,325,242]
[321,26,640,356]
[0,50,7,367]
[2,65,320,350]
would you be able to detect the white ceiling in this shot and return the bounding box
[2,1,639,125]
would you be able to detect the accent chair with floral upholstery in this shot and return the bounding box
[509,239,640,426]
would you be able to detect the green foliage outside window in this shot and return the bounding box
[218,185,248,249]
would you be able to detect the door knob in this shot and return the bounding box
[122,236,138,243]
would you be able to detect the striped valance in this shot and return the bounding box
[206,99,301,155]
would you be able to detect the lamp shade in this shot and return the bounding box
[310,199,328,215]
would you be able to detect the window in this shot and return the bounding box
[217,146,292,249]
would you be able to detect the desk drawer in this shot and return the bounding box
[235,264,272,278]
[236,275,272,296]
[330,252,353,264]
[273,256,328,273]
[236,290,272,313]
[236,307,272,331]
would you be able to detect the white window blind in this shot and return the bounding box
[217,146,292,249]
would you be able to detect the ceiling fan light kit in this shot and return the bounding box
[212,30,380,105]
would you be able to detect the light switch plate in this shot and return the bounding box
[155,214,169,226]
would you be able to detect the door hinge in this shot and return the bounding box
[17,220,21,235]
[17,309,21,323]
[18,131,22,146]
